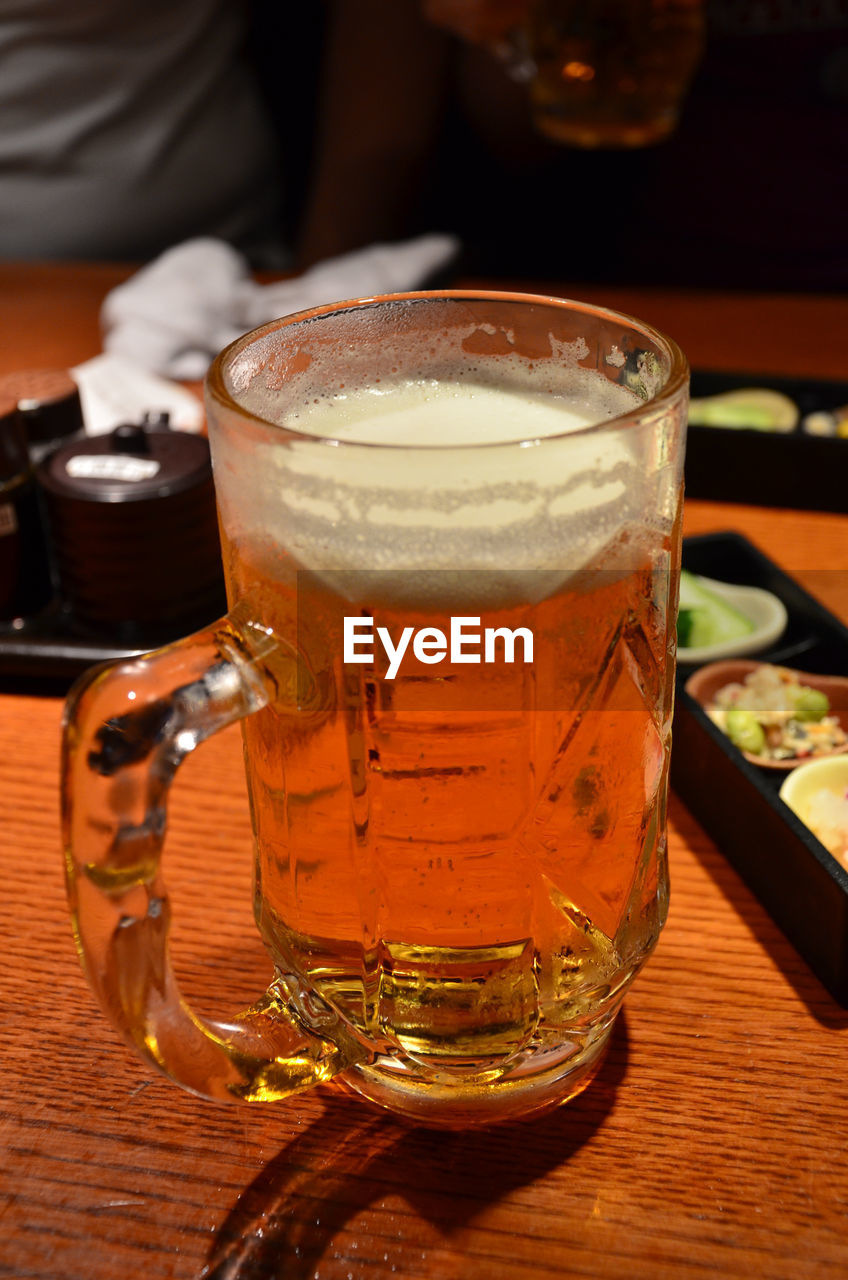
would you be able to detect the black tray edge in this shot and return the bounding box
[672,532,848,1007]
[685,371,848,514]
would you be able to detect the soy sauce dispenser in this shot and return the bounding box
[38,416,226,645]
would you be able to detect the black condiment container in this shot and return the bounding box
[0,396,55,621]
[0,368,85,463]
[38,422,226,646]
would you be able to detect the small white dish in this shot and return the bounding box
[677,576,788,665]
[779,756,848,866]
[780,755,848,813]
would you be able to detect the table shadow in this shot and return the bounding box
[672,798,848,1029]
[200,1014,629,1280]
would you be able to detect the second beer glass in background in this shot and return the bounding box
[514,0,705,148]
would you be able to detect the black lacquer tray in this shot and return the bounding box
[672,531,848,1005]
[0,593,225,694]
[686,371,848,512]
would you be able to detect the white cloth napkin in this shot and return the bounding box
[101,234,460,381]
[71,353,205,435]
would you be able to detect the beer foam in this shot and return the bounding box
[288,374,631,447]
[219,373,665,607]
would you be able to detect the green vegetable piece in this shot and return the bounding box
[676,570,755,650]
[789,685,830,723]
[725,708,767,755]
[688,388,799,433]
[677,608,697,648]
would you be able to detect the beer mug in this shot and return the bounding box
[63,292,688,1127]
[512,0,705,148]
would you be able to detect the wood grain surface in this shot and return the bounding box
[1,263,847,1280]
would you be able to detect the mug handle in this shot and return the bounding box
[61,605,362,1102]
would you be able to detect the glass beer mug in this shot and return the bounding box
[513,0,705,149]
[63,292,688,1127]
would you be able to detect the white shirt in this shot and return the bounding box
[0,0,287,263]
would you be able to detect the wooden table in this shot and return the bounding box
[1,264,847,1280]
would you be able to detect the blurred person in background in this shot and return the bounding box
[0,0,440,269]
[0,0,444,269]
[0,0,289,264]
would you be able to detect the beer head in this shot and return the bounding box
[206,293,688,608]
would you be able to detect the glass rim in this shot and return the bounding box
[205,289,690,452]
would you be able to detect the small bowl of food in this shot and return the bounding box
[684,660,848,770]
[779,756,848,870]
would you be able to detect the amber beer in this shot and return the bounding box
[212,327,686,1119]
[228,546,670,1064]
